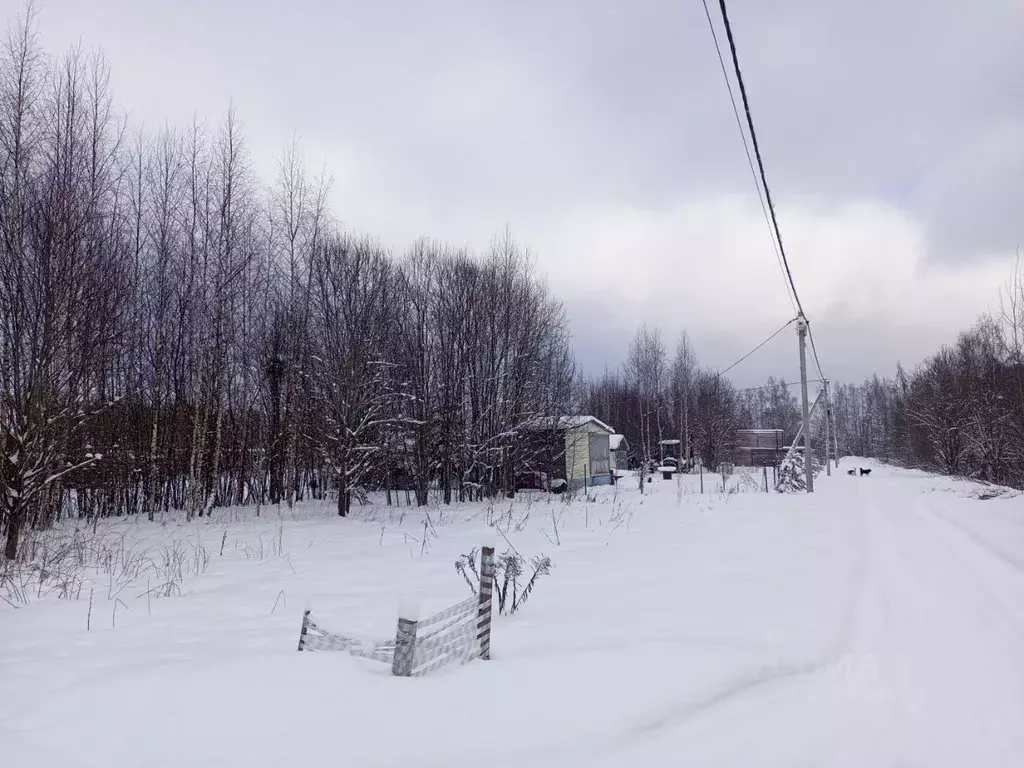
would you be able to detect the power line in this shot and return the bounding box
[807,326,825,380]
[736,378,824,394]
[713,0,806,320]
[710,0,828,382]
[700,0,797,315]
[718,317,798,378]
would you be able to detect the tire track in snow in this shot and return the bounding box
[486,498,875,768]
[611,501,872,748]
[913,504,1024,638]
[927,506,1024,577]
[859,500,921,763]
[872,499,1024,763]
[595,480,1024,765]
[0,720,103,768]
[479,658,854,768]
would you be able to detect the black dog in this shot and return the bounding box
[859,468,872,476]
[847,469,856,476]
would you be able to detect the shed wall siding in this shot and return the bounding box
[564,423,612,483]
[564,429,590,482]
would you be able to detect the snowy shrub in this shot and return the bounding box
[1,523,218,607]
[455,547,552,615]
[455,548,480,593]
[0,560,29,607]
[732,470,762,493]
[774,450,822,493]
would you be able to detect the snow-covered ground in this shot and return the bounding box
[3,460,1024,767]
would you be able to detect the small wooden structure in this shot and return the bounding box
[519,415,615,491]
[609,434,629,475]
[733,429,785,467]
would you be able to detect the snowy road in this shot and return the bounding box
[513,466,1024,767]
[617,474,1024,768]
[2,461,1024,767]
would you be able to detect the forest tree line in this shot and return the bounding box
[0,8,575,559]
[583,323,803,472]
[831,285,1024,487]
[591,280,1024,492]
[2,6,1021,563]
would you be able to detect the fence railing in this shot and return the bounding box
[297,545,495,678]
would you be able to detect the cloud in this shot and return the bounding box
[533,196,1014,384]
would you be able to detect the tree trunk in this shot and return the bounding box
[145,407,160,522]
[414,424,429,506]
[187,392,209,520]
[3,505,22,561]
[683,395,690,467]
[285,382,299,509]
[2,429,25,559]
[336,454,349,517]
[202,398,225,516]
[268,358,284,504]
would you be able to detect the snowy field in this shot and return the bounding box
[3,460,1024,767]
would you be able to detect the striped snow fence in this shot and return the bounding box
[298,545,495,678]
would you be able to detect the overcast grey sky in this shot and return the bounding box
[24,0,1024,386]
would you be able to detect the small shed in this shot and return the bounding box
[733,428,785,467]
[520,415,615,490]
[609,434,629,474]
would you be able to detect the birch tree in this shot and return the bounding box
[309,235,396,516]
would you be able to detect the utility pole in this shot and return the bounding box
[832,398,840,468]
[823,378,831,476]
[797,317,814,492]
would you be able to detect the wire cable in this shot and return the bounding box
[736,378,824,394]
[711,0,829,381]
[807,324,825,380]
[714,0,805,320]
[718,317,798,378]
[700,0,797,315]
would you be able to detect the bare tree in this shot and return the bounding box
[624,323,666,473]
[309,235,396,516]
[692,370,737,471]
[0,33,128,556]
[0,6,587,541]
[669,332,696,467]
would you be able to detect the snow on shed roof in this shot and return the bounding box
[520,415,615,433]
[609,434,626,450]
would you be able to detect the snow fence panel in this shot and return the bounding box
[297,544,495,677]
[296,610,396,663]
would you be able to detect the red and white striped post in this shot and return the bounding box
[477,546,495,660]
[297,609,311,651]
[392,599,420,677]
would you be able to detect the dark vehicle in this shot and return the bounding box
[516,470,548,491]
[516,471,567,493]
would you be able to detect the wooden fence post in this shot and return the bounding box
[392,600,419,677]
[477,546,495,660]
[297,609,311,651]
